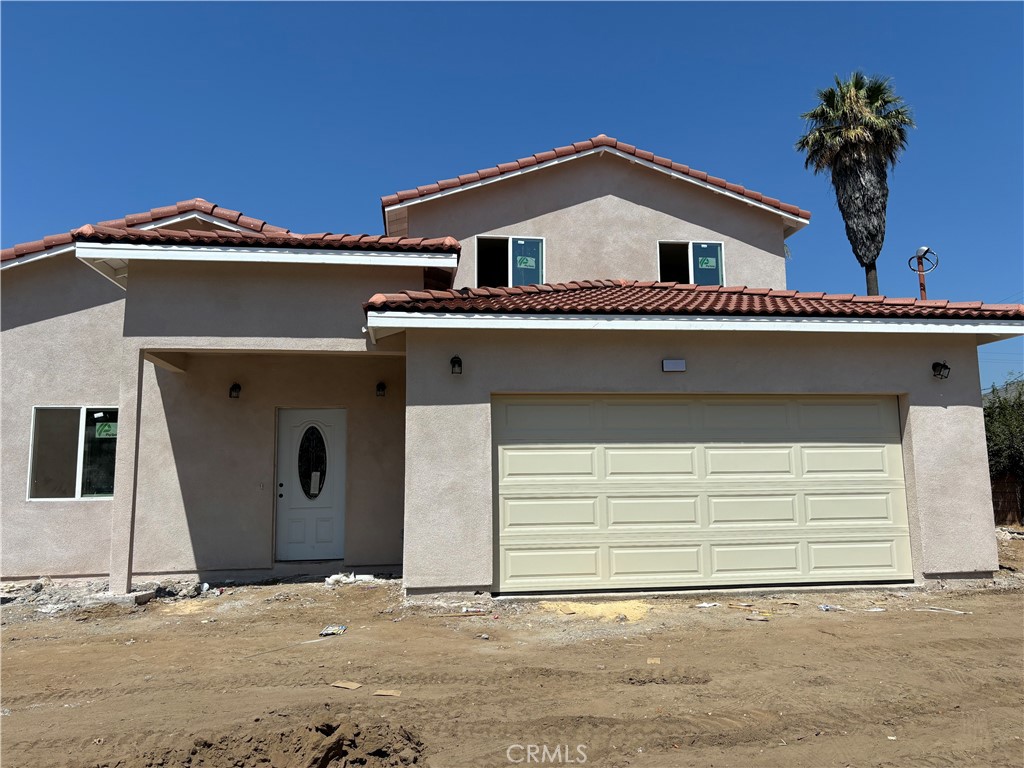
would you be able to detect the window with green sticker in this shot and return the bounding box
[29,406,118,499]
[511,238,543,286]
[476,236,544,287]
[691,242,723,285]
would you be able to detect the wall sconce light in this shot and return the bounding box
[376,381,387,397]
[450,355,463,375]
[228,382,242,399]
[931,361,951,379]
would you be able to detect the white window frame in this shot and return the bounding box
[26,405,118,502]
[657,240,727,285]
[476,235,546,287]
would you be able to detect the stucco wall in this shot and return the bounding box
[1,255,125,577]
[131,353,406,575]
[402,328,995,590]
[3,256,421,580]
[404,153,789,289]
[123,261,421,350]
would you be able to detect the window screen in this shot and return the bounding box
[511,238,543,286]
[691,242,724,285]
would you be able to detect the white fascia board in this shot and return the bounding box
[382,147,809,233]
[365,311,1024,337]
[74,241,459,268]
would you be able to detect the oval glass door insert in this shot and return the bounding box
[298,425,327,499]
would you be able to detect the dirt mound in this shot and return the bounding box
[89,719,426,768]
[620,669,711,686]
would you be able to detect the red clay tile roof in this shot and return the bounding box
[1,199,460,262]
[2,198,291,263]
[96,198,292,234]
[365,279,1024,321]
[69,224,461,253]
[381,134,812,221]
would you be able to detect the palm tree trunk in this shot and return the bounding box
[864,262,879,296]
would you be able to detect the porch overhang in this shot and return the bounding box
[75,241,460,290]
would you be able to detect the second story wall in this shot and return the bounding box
[403,152,790,290]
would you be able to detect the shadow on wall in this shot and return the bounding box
[134,354,407,580]
[1,255,124,331]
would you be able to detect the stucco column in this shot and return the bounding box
[108,346,145,594]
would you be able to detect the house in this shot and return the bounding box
[2,134,1022,595]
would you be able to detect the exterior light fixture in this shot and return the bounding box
[931,361,951,379]
[228,382,242,398]
[376,381,387,397]
[450,355,463,375]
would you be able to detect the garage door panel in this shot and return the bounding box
[603,401,693,432]
[807,541,901,573]
[610,546,701,577]
[494,396,913,592]
[502,448,596,481]
[711,542,802,574]
[502,498,599,530]
[503,548,601,583]
[606,447,696,478]
[607,497,699,526]
[802,445,889,475]
[708,495,798,525]
[796,400,891,432]
[704,400,790,431]
[705,446,795,476]
[805,493,893,524]
[501,402,594,435]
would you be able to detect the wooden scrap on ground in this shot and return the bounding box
[372,689,401,697]
[330,680,362,690]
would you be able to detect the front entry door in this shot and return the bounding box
[275,408,346,561]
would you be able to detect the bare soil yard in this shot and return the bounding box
[3,538,1023,768]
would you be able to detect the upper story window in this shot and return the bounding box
[658,241,725,285]
[477,237,544,287]
[29,407,118,500]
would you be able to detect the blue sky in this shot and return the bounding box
[3,2,1021,386]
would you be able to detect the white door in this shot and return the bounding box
[494,396,913,592]
[276,408,346,561]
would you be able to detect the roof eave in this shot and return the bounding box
[365,309,1024,340]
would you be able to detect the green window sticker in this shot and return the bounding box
[95,422,118,439]
[697,256,717,270]
[516,256,536,269]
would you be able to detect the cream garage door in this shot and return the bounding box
[494,396,912,592]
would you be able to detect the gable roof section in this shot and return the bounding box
[381,134,812,233]
[1,197,293,264]
[365,279,1024,322]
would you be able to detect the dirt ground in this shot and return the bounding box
[3,538,1024,768]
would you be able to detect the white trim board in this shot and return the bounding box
[365,310,1024,339]
[382,146,810,235]
[75,241,459,289]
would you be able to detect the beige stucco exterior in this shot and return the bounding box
[0,170,1009,595]
[1,255,414,581]
[1,255,125,576]
[402,152,790,289]
[401,328,996,591]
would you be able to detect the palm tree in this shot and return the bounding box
[796,72,915,295]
